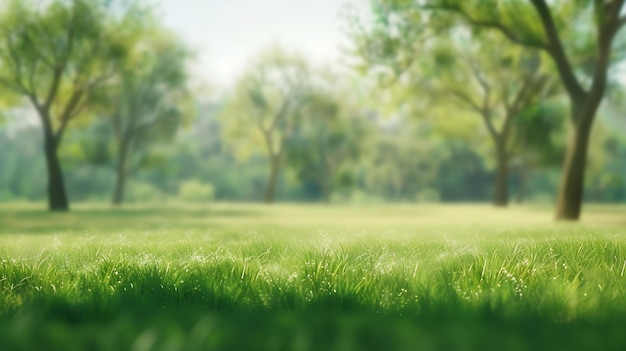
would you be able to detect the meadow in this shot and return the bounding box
[1,203,626,350]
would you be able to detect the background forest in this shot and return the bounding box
[0,0,625,212]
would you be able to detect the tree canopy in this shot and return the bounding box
[0,0,146,210]
[352,0,626,219]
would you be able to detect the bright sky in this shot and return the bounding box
[156,0,354,89]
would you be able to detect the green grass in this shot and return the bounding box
[1,203,626,350]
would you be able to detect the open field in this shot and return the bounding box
[1,203,626,350]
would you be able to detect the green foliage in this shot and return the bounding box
[178,180,215,203]
[285,76,371,201]
[436,140,493,201]
[359,120,442,202]
[0,0,165,209]
[0,127,46,201]
[221,45,311,162]
[220,46,380,202]
[0,0,138,126]
[513,100,567,166]
[350,0,560,166]
[124,180,163,203]
[95,16,194,162]
[3,0,626,209]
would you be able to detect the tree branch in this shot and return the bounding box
[604,0,626,37]
[468,61,491,101]
[69,94,90,121]
[269,98,291,132]
[446,84,498,140]
[578,0,626,120]
[529,0,587,100]
[465,17,547,51]
[617,15,626,31]
[42,66,63,111]
[31,9,62,67]
[479,109,499,141]
[4,35,30,94]
[54,88,85,145]
[42,13,76,110]
[447,88,482,113]
[26,59,40,96]
[0,77,26,95]
[468,63,500,140]
[112,111,122,141]
[261,126,278,159]
[422,3,549,50]
[22,35,55,70]
[507,71,539,114]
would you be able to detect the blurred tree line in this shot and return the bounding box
[0,0,625,219]
[350,0,626,220]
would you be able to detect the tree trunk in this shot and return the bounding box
[263,155,280,204]
[112,137,130,206]
[554,111,595,220]
[516,162,530,204]
[493,141,509,207]
[320,175,331,204]
[41,115,69,211]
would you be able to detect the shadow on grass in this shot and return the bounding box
[0,206,262,235]
[2,275,626,351]
[2,302,626,351]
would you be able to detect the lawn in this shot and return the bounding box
[1,203,626,350]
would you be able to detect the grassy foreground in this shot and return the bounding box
[1,203,626,350]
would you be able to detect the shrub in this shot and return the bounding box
[126,181,164,203]
[178,180,215,203]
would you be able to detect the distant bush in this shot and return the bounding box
[415,188,440,203]
[126,181,164,203]
[178,180,215,203]
[0,190,13,202]
[330,189,384,205]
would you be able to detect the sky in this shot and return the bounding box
[156,0,355,89]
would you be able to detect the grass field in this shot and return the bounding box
[1,203,626,350]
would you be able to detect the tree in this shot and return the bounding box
[428,36,555,206]
[402,0,626,219]
[286,87,368,202]
[361,119,442,202]
[0,0,136,211]
[351,14,558,205]
[221,46,310,203]
[97,28,193,205]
